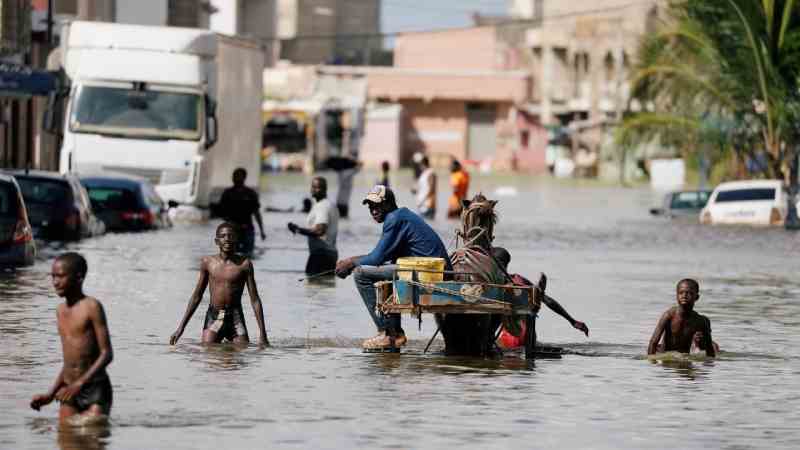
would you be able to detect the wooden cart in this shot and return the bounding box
[376,268,544,359]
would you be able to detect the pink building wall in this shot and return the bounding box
[394,27,499,71]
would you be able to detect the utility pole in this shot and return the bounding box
[47,0,53,45]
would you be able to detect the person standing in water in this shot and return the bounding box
[30,253,114,426]
[648,279,716,357]
[170,223,269,346]
[447,159,470,219]
[288,176,339,275]
[377,161,391,189]
[415,156,437,220]
[218,168,266,255]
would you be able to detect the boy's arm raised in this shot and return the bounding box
[170,259,210,345]
[246,260,269,346]
[56,300,113,402]
[647,310,670,355]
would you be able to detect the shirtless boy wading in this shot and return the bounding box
[170,223,269,346]
[648,279,716,357]
[30,253,114,425]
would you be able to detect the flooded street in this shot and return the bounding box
[3,171,800,449]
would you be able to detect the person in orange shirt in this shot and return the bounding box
[448,159,470,219]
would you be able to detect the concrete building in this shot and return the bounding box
[374,26,543,172]
[210,0,278,67]
[319,25,546,172]
[525,0,663,176]
[277,0,381,65]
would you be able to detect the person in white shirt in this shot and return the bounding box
[415,156,437,219]
[288,177,339,275]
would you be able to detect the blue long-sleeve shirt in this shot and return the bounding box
[357,207,452,269]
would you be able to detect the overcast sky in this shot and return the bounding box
[381,0,508,34]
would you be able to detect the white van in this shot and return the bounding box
[700,180,794,226]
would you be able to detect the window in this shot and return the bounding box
[87,187,139,211]
[715,188,776,203]
[0,182,17,215]
[16,178,70,205]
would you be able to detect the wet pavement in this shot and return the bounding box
[2,171,800,449]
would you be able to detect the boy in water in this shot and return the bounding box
[170,222,269,346]
[648,279,716,356]
[30,253,114,425]
[491,247,589,350]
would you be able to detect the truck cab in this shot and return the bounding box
[52,21,224,208]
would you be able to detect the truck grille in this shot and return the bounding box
[101,166,190,186]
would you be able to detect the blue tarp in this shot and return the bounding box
[0,62,56,97]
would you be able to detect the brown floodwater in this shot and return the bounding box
[2,171,799,449]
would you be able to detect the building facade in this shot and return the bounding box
[329,25,546,172]
[277,0,381,65]
[525,0,663,176]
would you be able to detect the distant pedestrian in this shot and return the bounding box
[218,168,266,255]
[412,152,424,181]
[448,159,470,219]
[30,253,114,426]
[288,177,339,276]
[377,161,390,189]
[415,156,437,219]
[170,223,269,346]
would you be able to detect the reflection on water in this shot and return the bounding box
[2,173,800,449]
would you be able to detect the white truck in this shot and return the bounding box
[48,21,264,209]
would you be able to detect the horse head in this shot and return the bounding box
[458,193,497,251]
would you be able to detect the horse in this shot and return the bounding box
[436,193,508,356]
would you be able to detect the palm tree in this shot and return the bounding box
[621,0,800,226]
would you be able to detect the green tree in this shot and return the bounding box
[620,0,800,224]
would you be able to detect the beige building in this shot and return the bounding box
[325,26,546,172]
[277,0,381,65]
[525,0,663,175]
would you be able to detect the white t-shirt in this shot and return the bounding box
[306,198,338,254]
[416,168,436,211]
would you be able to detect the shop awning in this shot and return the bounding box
[0,62,57,97]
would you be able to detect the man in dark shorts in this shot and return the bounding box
[30,253,114,425]
[288,177,339,275]
[648,278,716,356]
[335,185,451,351]
[218,168,266,255]
[170,222,269,346]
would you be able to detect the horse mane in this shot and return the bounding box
[451,193,504,283]
[458,193,498,248]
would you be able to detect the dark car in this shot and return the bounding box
[650,190,712,218]
[0,174,36,266]
[4,170,106,241]
[80,174,172,231]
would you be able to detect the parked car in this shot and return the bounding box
[650,190,712,218]
[700,180,797,226]
[80,174,172,232]
[3,170,106,241]
[0,174,36,266]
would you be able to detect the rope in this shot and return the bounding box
[401,279,511,306]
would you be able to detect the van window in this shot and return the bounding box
[670,192,706,209]
[716,188,776,203]
[0,182,18,215]
[87,187,139,210]
[16,178,71,205]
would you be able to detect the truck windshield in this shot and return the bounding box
[70,85,202,140]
